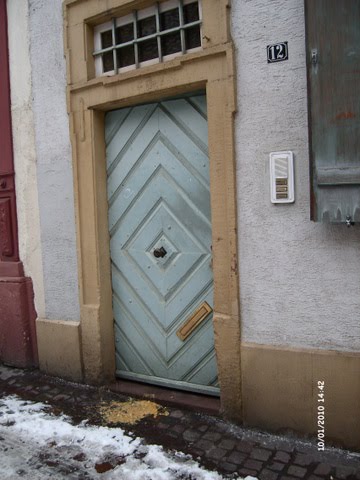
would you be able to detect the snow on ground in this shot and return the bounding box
[0,395,256,480]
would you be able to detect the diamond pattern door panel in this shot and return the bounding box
[106,95,219,395]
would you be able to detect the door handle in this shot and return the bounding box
[153,246,167,258]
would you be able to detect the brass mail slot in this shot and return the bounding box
[177,301,213,341]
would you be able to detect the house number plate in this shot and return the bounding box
[267,42,288,63]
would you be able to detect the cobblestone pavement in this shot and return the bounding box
[0,364,359,479]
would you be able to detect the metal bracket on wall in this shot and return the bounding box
[346,215,354,227]
[311,49,318,65]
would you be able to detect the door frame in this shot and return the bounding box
[64,0,242,421]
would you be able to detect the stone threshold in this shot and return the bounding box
[109,378,221,416]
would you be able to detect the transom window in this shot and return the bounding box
[94,0,202,76]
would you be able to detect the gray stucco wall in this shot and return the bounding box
[29,0,80,321]
[232,0,360,351]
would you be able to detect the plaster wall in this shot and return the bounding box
[232,0,360,351]
[22,0,360,347]
[29,0,80,321]
[7,0,45,318]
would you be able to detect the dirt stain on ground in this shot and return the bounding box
[99,399,168,425]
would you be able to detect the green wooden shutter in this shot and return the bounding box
[306,0,360,223]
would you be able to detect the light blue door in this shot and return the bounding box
[106,94,218,395]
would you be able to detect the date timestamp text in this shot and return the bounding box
[317,380,325,451]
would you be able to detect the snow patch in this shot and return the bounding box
[0,396,257,479]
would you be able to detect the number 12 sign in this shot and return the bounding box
[267,42,288,63]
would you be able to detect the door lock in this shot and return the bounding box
[153,246,167,258]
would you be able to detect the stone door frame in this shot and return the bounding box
[64,0,242,419]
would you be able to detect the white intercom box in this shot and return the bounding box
[269,151,295,204]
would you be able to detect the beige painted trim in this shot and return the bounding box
[36,319,83,382]
[7,0,46,318]
[242,342,360,451]
[64,0,241,418]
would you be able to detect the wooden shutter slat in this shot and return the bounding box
[317,167,360,186]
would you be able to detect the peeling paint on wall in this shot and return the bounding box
[28,0,80,321]
[7,0,45,317]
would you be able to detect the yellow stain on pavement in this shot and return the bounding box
[100,399,168,425]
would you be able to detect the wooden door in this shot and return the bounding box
[106,94,219,395]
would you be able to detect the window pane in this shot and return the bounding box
[116,23,134,44]
[139,38,158,62]
[95,1,202,76]
[116,46,135,68]
[101,30,113,49]
[185,25,201,49]
[162,32,181,56]
[160,8,179,31]
[102,52,114,72]
[138,16,156,38]
[183,2,199,24]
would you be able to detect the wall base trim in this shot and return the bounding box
[214,313,242,421]
[242,342,360,451]
[36,318,83,382]
[0,272,38,367]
